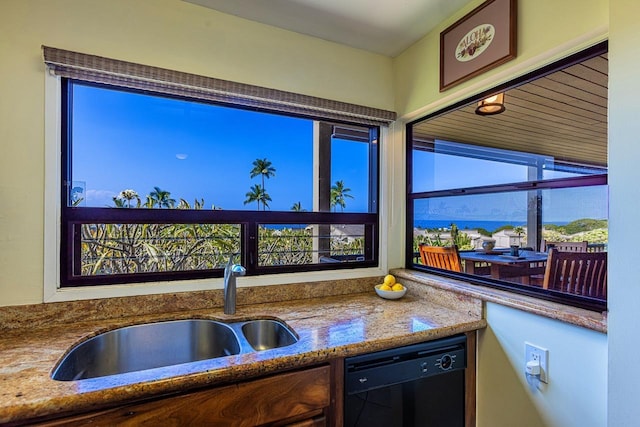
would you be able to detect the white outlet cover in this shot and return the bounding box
[525,342,549,383]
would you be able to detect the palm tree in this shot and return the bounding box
[143,195,155,209]
[149,186,176,209]
[176,198,191,210]
[244,184,271,211]
[291,201,305,212]
[250,158,276,192]
[330,180,354,212]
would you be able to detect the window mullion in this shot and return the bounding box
[410,174,608,200]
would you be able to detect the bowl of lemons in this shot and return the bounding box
[375,274,407,300]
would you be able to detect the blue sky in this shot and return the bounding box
[71,84,371,212]
[70,83,606,224]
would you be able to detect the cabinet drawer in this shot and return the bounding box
[37,366,330,426]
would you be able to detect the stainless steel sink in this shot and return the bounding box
[52,318,299,381]
[52,319,241,381]
[241,319,298,351]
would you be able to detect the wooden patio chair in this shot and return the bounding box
[541,240,588,252]
[542,248,607,299]
[530,240,588,285]
[418,245,462,272]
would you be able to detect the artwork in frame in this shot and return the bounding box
[440,0,517,91]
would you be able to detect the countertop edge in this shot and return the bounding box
[392,268,607,333]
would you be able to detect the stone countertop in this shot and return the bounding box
[392,269,607,332]
[0,284,484,424]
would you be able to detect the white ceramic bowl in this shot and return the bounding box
[374,284,407,300]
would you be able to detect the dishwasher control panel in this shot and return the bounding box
[344,334,466,395]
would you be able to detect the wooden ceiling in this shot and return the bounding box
[412,54,608,167]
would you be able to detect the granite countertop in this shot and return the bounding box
[0,282,484,425]
[392,269,607,332]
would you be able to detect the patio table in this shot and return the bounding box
[459,249,549,285]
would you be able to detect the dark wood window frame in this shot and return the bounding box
[60,79,380,287]
[405,41,609,313]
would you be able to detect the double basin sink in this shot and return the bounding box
[52,318,298,381]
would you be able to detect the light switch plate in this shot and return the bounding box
[525,342,549,383]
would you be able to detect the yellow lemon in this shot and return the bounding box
[383,274,396,286]
[392,283,404,292]
[379,284,392,291]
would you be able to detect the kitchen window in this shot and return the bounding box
[45,47,394,287]
[407,42,608,311]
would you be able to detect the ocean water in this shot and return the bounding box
[414,220,567,233]
[265,220,569,233]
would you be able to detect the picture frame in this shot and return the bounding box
[440,0,517,91]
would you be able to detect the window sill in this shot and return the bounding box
[391,268,607,333]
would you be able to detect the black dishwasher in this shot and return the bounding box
[344,334,466,427]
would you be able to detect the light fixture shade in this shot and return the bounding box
[475,93,506,115]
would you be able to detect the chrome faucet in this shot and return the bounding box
[223,254,246,315]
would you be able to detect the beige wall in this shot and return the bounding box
[391,1,610,426]
[0,0,394,306]
[393,0,608,118]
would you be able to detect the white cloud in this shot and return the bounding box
[85,189,117,207]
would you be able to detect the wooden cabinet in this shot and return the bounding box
[36,366,330,427]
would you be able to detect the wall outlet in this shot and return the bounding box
[525,342,549,383]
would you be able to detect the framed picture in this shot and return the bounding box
[440,0,517,91]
